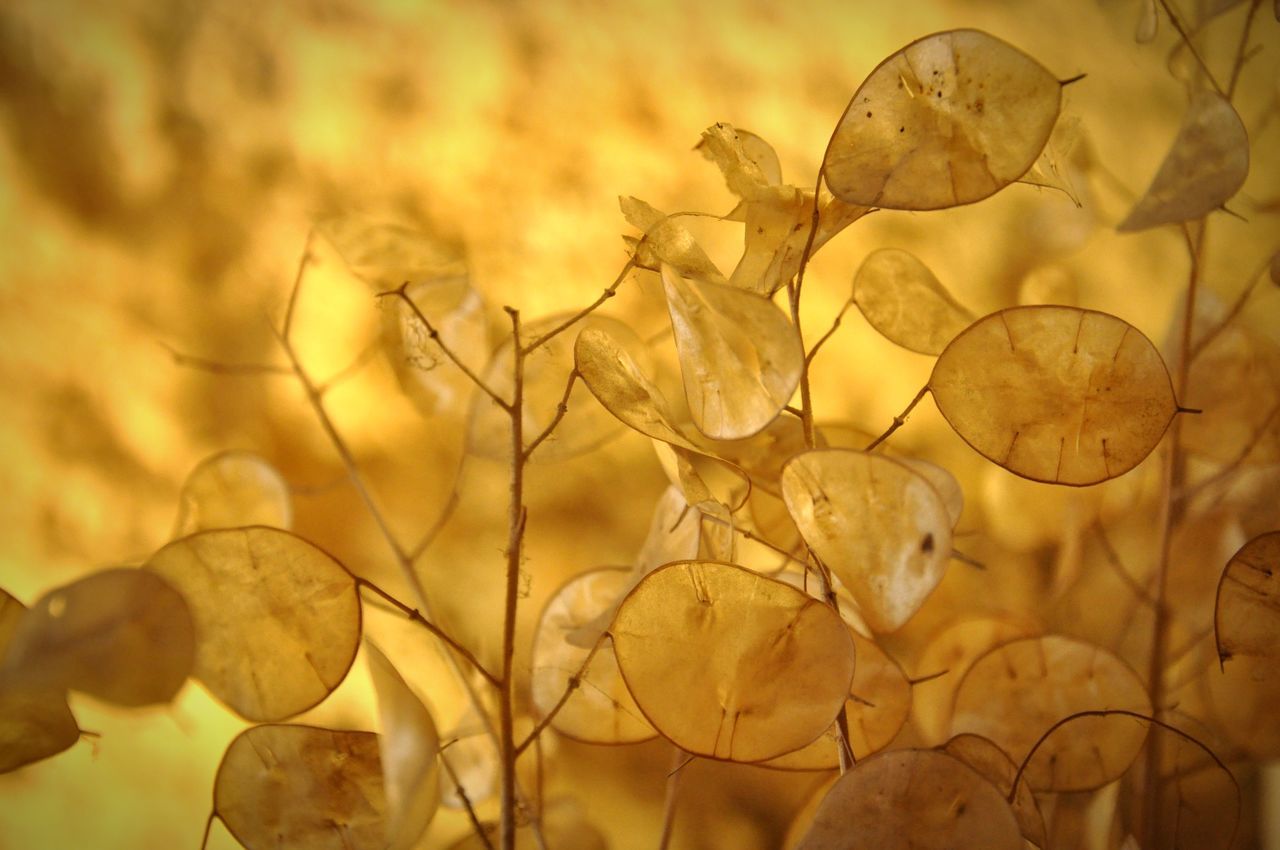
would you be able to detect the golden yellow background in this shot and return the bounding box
[1,0,1276,847]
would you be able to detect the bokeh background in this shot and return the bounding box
[1,0,1277,847]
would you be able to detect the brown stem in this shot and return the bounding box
[516,636,605,757]
[282,229,315,344]
[200,813,217,850]
[500,307,526,850]
[1141,222,1203,848]
[520,257,636,355]
[1227,0,1263,100]
[1157,0,1228,98]
[864,385,930,452]
[410,450,469,562]
[159,341,290,377]
[378,283,509,410]
[524,370,580,460]
[1187,250,1273,362]
[657,746,686,850]
[357,578,500,687]
[806,297,854,366]
[441,751,495,850]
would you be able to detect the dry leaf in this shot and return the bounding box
[471,314,648,463]
[531,568,655,745]
[1214,531,1280,664]
[146,527,361,722]
[2,568,194,707]
[913,616,1035,745]
[763,630,911,769]
[930,306,1177,485]
[794,748,1023,850]
[173,450,292,536]
[824,30,1062,210]
[781,449,952,633]
[365,643,440,850]
[662,262,803,440]
[214,724,388,850]
[951,635,1151,791]
[0,588,79,774]
[1118,92,1249,231]
[574,326,701,451]
[942,733,1047,849]
[610,560,854,762]
[852,248,975,355]
[620,196,726,283]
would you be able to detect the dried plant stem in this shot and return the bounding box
[410,449,469,562]
[657,746,686,850]
[1141,222,1204,849]
[516,636,605,756]
[441,751,495,850]
[806,297,854,365]
[520,257,636,355]
[1157,0,1228,98]
[356,578,499,687]
[379,284,509,410]
[1227,0,1263,99]
[1187,250,1273,362]
[500,306,527,850]
[864,385,930,451]
[159,341,290,377]
[524,370,580,459]
[281,228,315,344]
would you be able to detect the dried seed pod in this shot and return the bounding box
[824,30,1063,211]
[951,635,1150,791]
[146,527,361,722]
[214,724,388,850]
[852,248,974,356]
[173,450,293,536]
[942,734,1046,849]
[0,588,79,774]
[1214,531,1280,664]
[794,748,1023,849]
[930,306,1177,485]
[611,561,854,762]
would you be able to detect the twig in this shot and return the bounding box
[519,257,636,355]
[441,752,495,850]
[1178,402,1280,508]
[315,340,382,395]
[357,578,499,687]
[1227,0,1263,100]
[515,636,606,756]
[864,385,930,452]
[499,306,526,850]
[806,297,854,365]
[949,549,986,570]
[200,813,218,850]
[1092,522,1157,607]
[524,370,580,460]
[1157,0,1228,99]
[410,450,470,563]
[1188,251,1274,362]
[159,341,290,377]
[699,513,806,567]
[282,229,315,344]
[657,747,686,850]
[377,283,509,410]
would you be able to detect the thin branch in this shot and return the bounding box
[864,385,930,452]
[806,297,854,365]
[1227,0,1263,100]
[377,283,509,410]
[200,813,218,850]
[357,578,500,687]
[949,549,986,570]
[520,257,637,355]
[1188,250,1274,362]
[159,341,290,376]
[524,370,580,460]
[282,229,316,344]
[657,747,686,850]
[410,450,470,563]
[515,635,606,757]
[499,306,526,850]
[1157,0,1228,99]
[906,668,949,687]
[1178,401,1280,508]
[315,340,382,396]
[441,752,495,850]
[1093,522,1157,607]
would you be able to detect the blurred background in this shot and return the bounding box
[0,0,1276,847]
